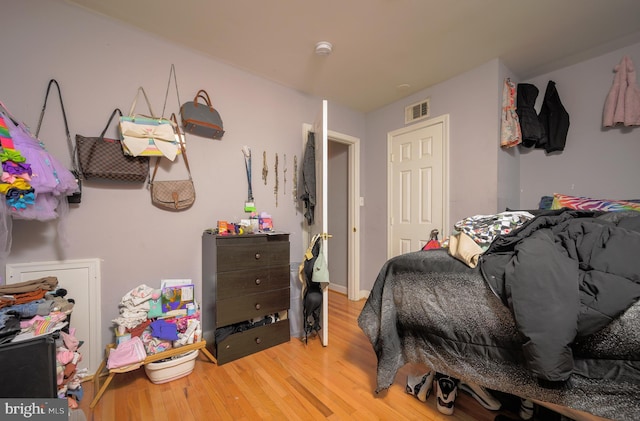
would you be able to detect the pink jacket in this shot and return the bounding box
[603,55,640,127]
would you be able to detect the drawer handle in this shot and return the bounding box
[255,337,262,344]
[255,303,261,310]
[255,278,262,285]
[255,253,261,260]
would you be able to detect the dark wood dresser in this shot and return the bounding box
[201,232,290,364]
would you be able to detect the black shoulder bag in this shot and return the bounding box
[35,79,82,203]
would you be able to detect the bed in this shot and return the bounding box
[358,207,640,421]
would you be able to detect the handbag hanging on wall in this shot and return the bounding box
[180,89,225,140]
[35,79,82,204]
[119,87,180,161]
[149,114,195,211]
[76,108,149,182]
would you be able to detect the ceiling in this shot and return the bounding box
[66,0,640,113]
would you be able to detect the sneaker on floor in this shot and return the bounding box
[406,371,435,402]
[459,381,502,411]
[435,374,458,415]
[519,398,534,420]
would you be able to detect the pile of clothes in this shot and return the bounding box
[0,276,73,341]
[0,276,85,409]
[108,284,201,369]
[56,330,86,409]
[443,211,535,269]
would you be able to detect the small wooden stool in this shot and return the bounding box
[90,340,216,409]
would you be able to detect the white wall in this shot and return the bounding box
[2,0,365,349]
[519,43,640,207]
[362,59,502,292]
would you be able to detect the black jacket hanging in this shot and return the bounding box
[537,81,570,153]
[516,83,545,148]
[300,132,316,225]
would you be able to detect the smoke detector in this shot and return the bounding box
[315,41,333,56]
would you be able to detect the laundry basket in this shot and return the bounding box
[144,350,198,384]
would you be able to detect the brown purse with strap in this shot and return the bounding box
[149,114,195,211]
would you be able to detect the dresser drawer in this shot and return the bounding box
[216,243,269,272]
[214,319,290,365]
[216,289,290,327]
[217,265,289,300]
[216,239,289,272]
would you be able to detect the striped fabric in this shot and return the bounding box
[551,193,640,212]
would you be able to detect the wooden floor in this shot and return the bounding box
[79,291,517,421]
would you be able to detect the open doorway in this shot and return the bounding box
[327,132,361,301]
[302,123,364,308]
[300,121,361,347]
[328,141,348,294]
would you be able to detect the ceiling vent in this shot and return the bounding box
[405,98,430,124]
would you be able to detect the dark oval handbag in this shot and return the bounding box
[180,90,225,140]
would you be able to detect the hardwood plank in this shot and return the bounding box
[191,364,235,420]
[227,358,288,419]
[157,381,183,420]
[79,290,523,421]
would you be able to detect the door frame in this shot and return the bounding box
[386,114,450,258]
[302,124,361,301]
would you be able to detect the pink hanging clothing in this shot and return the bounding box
[603,55,640,127]
[1,108,77,222]
[500,78,522,148]
[624,56,640,126]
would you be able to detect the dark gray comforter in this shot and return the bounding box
[358,248,640,421]
[480,210,640,383]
